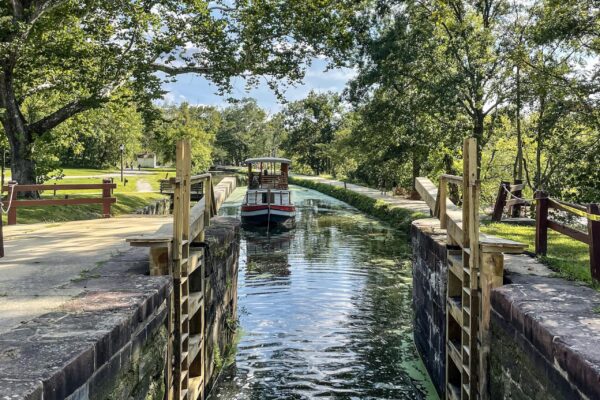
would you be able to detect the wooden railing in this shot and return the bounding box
[535,191,600,280]
[491,180,529,222]
[415,138,526,400]
[127,145,215,400]
[2,180,117,225]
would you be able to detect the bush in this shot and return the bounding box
[289,177,427,232]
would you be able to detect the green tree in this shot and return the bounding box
[281,92,342,175]
[0,0,361,189]
[214,99,267,165]
[151,103,219,172]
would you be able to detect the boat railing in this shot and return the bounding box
[256,174,288,189]
[245,189,291,206]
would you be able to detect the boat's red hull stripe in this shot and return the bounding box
[241,205,296,212]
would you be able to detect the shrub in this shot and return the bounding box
[289,177,427,232]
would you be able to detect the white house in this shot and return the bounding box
[136,152,157,168]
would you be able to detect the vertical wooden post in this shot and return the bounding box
[439,177,448,229]
[7,181,17,226]
[535,191,549,256]
[462,140,471,248]
[102,179,112,218]
[491,181,509,222]
[588,204,600,282]
[467,137,480,399]
[0,205,4,258]
[510,179,524,217]
[468,138,480,261]
[203,176,212,229]
[479,252,504,399]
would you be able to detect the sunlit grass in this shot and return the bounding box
[481,222,591,284]
[3,168,173,224]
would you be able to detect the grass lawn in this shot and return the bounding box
[481,222,592,285]
[2,168,175,225]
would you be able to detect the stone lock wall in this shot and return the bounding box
[203,216,241,390]
[490,274,600,400]
[411,219,448,397]
[0,247,173,400]
[411,217,600,400]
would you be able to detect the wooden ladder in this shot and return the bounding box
[445,138,480,400]
[173,140,192,400]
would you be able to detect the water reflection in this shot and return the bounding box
[210,186,438,400]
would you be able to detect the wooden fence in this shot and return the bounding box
[535,191,600,280]
[491,180,529,222]
[2,179,117,225]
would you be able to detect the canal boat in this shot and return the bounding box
[241,157,296,226]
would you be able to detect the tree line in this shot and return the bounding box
[1,1,598,205]
[275,0,600,205]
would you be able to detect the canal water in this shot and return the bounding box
[210,185,437,400]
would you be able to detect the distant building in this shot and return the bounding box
[136,152,157,168]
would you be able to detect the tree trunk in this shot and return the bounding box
[472,109,485,177]
[514,65,524,182]
[411,151,422,199]
[0,68,38,197]
[10,140,37,186]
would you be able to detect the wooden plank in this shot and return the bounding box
[548,220,590,244]
[510,179,525,218]
[415,177,437,211]
[492,181,510,222]
[189,292,203,316]
[189,376,204,400]
[589,204,600,282]
[447,341,462,370]
[10,197,116,207]
[189,333,203,362]
[535,191,549,256]
[439,176,448,229]
[505,198,528,207]
[2,183,116,191]
[479,252,503,399]
[448,297,463,325]
[440,174,463,185]
[462,139,470,250]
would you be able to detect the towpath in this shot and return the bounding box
[0,216,170,334]
[293,175,431,215]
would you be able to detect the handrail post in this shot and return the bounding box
[510,179,524,217]
[7,181,17,225]
[535,191,549,256]
[102,179,112,218]
[204,175,212,229]
[439,176,447,229]
[588,203,600,282]
[491,181,509,222]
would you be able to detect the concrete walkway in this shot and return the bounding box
[293,175,431,215]
[0,216,170,334]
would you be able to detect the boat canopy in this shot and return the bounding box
[245,157,291,165]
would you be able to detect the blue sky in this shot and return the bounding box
[160,58,356,114]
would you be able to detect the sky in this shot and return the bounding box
[160,58,357,114]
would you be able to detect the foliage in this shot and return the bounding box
[281,92,343,175]
[481,222,593,286]
[149,103,219,172]
[289,176,426,232]
[1,0,365,184]
[340,0,600,205]
[212,98,285,165]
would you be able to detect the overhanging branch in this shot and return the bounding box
[152,63,211,75]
